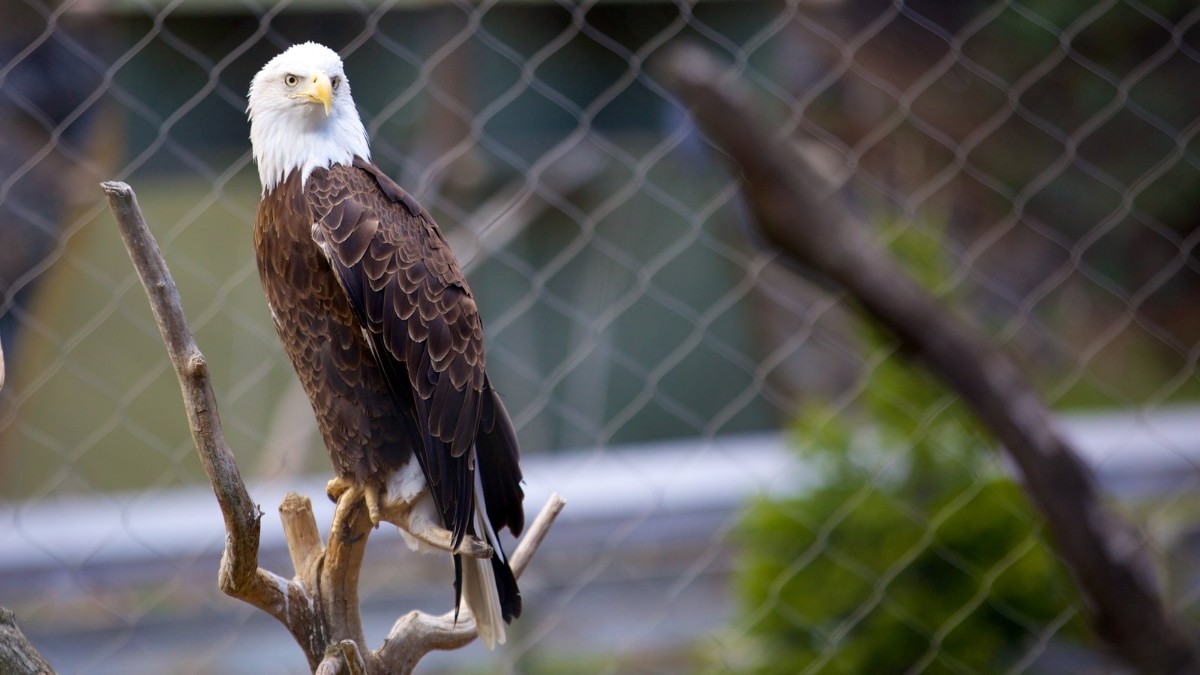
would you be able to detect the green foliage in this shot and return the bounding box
[736,474,1085,672]
[728,224,1088,673]
[733,367,1087,673]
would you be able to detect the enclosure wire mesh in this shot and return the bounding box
[1,0,1199,673]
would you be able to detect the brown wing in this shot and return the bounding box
[307,159,524,547]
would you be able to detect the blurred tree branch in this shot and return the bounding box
[0,337,53,674]
[659,45,1199,675]
[102,181,563,675]
[0,607,53,674]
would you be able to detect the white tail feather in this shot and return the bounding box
[462,459,506,649]
[462,550,505,649]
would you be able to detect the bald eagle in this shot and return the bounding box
[247,42,523,648]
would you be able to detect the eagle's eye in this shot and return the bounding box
[331,76,342,90]
[284,74,299,87]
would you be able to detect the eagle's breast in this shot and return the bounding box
[253,168,411,483]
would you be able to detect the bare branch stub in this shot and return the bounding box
[105,181,565,674]
[316,640,365,675]
[1,607,54,675]
[658,46,1200,675]
[280,493,324,581]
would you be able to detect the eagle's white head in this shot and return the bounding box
[248,42,370,194]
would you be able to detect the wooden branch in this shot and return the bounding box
[280,494,324,582]
[509,491,566,578]
[101,181,283,612]
[316,640,366,675]
[659,46,1200,675]
[104,181,564,674]
[0,607,53,675]
[374,493,566,673]
[321,490,372,650]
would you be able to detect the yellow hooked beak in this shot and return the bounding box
[291,72,333,116]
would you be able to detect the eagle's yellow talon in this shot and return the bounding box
[326,476,353,503]
[363,482,383,528]
[327,478,385,528]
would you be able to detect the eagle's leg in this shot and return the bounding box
[325,476,384,527]
[376,492,493,559]
[327,476,491,557]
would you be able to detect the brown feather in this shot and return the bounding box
[254,171,414,486]
[255,157,524,623]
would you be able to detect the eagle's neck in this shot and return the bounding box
[251,106,370,195]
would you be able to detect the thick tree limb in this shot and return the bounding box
[0,607,53,675]
[103,181,563,674]
[659,46,1200,675]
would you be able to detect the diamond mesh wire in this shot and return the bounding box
[1,1,1198,673]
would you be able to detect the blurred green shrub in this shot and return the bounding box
[728,226,1089,673]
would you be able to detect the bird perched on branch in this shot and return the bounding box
[247,41,524,648]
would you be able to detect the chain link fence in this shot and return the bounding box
[2,0,1199,673]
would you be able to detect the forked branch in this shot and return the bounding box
[103,181,563,674]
